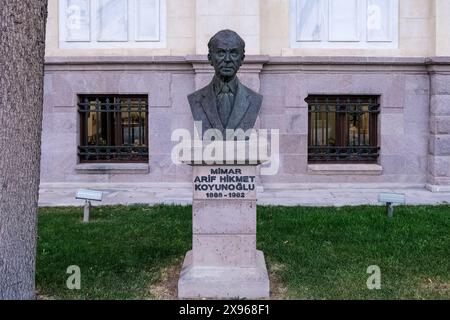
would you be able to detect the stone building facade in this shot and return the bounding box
[40,0,450,205]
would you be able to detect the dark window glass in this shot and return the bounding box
[307,95,380,163]
[78,95,148,162]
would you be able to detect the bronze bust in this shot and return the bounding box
[188,30,262,139]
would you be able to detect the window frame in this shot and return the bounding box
[78,94,149,163]
[58,0,166,49]
[307,95,380,164]
[290,0,399,49]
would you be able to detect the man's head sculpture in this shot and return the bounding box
[207,30,245,82]
[188,30,262,140]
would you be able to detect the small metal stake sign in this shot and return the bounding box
[378,193,406,218]
[76,189,103,223]
[386,202,394,218]
[83,200,91,223]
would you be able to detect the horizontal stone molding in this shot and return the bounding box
[426,57,450,64]
[45,56,192,72]
[426,57,450,75]
[45,64,194,73]
[45,56,188,64]
[271,56,426,65]
[185,55,270,65]
[187,55,269,75]
[44,55,450,74]
[266,56,427,73]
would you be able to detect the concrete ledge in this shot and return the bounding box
[45,56,188,64]
[426,184,450,193]
[308,164,383,175]
[38,184,450,206]
[426,57,450,65]
[45,55,433,66]
[269,56,427,65]
[75,163,149,174]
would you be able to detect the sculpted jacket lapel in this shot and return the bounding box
[200,83,224,133]
[227,81,250,130]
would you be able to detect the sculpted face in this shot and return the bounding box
[208,33,245,81]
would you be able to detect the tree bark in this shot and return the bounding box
[0,0,48,299]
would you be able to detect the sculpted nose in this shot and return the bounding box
[224,52,231,62]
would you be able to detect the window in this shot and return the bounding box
[59,0,166,48]
[291,0,398,49]
[307,95,380,163]
[78,95,148,163]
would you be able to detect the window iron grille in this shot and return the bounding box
[307,95,380,163]
[78,95,148,162]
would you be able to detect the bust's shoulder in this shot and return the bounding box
[239,82,263,101]
[188,83,211,98]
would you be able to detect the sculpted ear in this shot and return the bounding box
[208,53,212,66]
[240,53,245,66]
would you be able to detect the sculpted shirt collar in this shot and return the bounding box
[213,76,238,96]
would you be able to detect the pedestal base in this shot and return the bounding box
[179,161,270,299]
[178,250,270,299]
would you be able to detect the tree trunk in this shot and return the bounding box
[0,0,48,299]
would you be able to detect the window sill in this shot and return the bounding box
[308,164,382,175]
[75,163,149,174]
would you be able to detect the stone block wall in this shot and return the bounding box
[40,56,450,200]
[258,57,430,186]
[427,58,450,191]
[41,57,195,185]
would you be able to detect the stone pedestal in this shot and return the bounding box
[178,163,270,299]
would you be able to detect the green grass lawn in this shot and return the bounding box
[36,205,450,299]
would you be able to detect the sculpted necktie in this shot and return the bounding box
[218,83,233,127]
